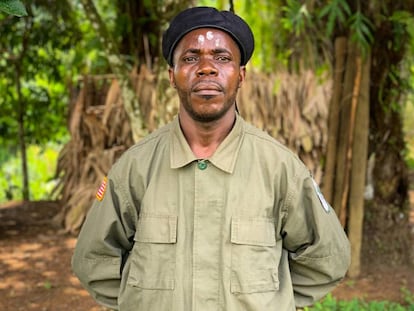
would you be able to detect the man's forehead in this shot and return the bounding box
[179,28,238,48]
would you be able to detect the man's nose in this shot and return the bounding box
[196,58,218,77]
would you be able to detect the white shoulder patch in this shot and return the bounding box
[312,179,331,213]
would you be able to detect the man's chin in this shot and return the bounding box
[187,107,229,123]
[191,113,223,123]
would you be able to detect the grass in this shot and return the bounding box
[304,292,414,311]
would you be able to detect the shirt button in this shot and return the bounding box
[197,160,208,170]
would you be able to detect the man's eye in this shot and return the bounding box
[216,56,231,62]
[183,56,198,62]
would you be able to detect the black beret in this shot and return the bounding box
[162,6,254,66]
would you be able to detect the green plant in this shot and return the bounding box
[43,280,52,290]
[0,143,62,203]
[304,293,414,311]
[318,0,351,37]
[0,0,27,16]
[401,286,414,306]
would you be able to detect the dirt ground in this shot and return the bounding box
[1,200,413,311]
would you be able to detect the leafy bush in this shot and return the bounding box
[0,144,61,203]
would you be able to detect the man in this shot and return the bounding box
[72,6,350,311]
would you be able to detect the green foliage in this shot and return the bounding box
[0,0,27,16]
[198,0,225,10]
[318,0,351,37]
[0,1,81,148]
[281,0,310,36]
[237,0,283,70]
[401,287,414,306]
[349,11,374,56]
[304,293,414,311]
[0,144,62,203]
[0,1,115,145]
[389,11,414,58]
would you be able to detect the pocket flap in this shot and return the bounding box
[231,217,276,246]
[231,269,279,294]
[135,214,177,243]
[129,277,175,290]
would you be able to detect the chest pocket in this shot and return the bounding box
[127,214,177,290]
[230,217,280,294]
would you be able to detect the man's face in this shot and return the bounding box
[169,28,246,123]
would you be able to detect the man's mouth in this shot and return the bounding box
[192,82,223,96]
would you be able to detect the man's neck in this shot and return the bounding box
[179,110,236,159]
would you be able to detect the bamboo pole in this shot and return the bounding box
[340,55,362,226]
[348,52,371,277]
[332,40,356,218]
[323,37,347,203]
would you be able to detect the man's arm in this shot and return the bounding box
[72,171,137,310]
[282,174,351,307]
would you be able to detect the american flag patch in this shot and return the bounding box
[96,177,108,201]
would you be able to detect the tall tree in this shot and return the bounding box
[0,0,80,200]
[1,0,30,199]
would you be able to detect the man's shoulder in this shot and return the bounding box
[128,122,173,153]
[241,120,305,166]
[112,121,173,169]
[242,121,288,151]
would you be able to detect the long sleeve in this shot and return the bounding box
[71,168,138,310]
[281,173,351,307]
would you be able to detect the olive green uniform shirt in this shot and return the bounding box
[72,114,350,311]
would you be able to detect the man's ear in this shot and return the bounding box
[238,66,246,88]
[168,67,176,88]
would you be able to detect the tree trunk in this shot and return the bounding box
[14,14,32,201]
[332,39,356,221]
[347,52,371,278]
[323,37,347,204]
[79,0,146,142]
[16,66,29,201]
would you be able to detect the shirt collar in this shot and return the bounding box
[170,114,244,174]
